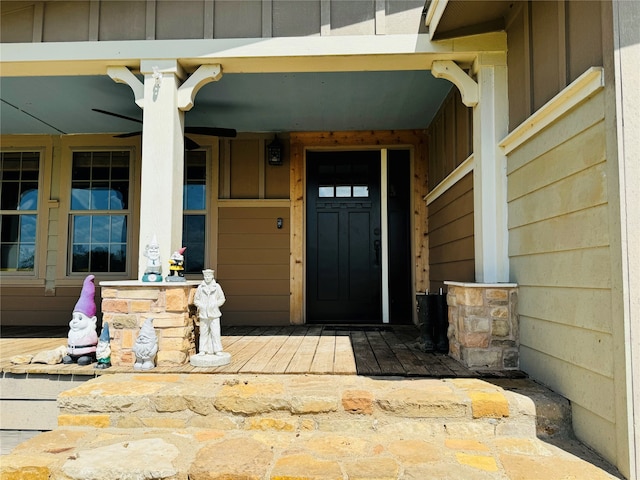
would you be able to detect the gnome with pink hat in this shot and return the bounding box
[166,246,186,282]
[62,275,99,366]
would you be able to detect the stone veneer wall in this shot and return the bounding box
[100,281,199,367]
[445,282,519,370]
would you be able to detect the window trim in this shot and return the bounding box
[0,147,47,279]
[61,144,138,279]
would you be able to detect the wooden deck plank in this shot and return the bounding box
[333,331,357,374]
[0,325,505,378]
[218,327,283,373]
[309,331,336,374]
[260,327,306,373]
[285,327,322,373]
[365,331,406,376]
[350,331,381,376]
[379,330,433,376]
[239,327,291,373]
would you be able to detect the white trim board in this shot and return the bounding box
[424,154,474,205]
[499,67,605,156]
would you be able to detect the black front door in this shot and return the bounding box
[306,151,381,323]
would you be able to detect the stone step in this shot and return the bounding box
[3,374,621,480]
[56,373,537,439]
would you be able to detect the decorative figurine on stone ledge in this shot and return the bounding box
[166,247,186,282]
[142,234,163,282]
[133,317,158,370]
[63,275,99,366]
[190,269,231,367]
[95,322,112,369]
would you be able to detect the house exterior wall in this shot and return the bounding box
[427,172,474,293]
[502,1,629,473]
[0,0,426,43]
[218,204,291,325]
[506,1,604,130]
[426,88,474,293]
[506,90,617,461]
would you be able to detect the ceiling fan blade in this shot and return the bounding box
[92,108,143,124]
[113,131,142,138]
[185,126,237,138]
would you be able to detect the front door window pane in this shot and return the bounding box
[336,186,351,197]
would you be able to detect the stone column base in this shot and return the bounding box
[100,281,199,367]
[445,282,519,371]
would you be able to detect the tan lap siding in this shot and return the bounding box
[0,285,89,327]
[427,172,474,293]
[507,91,616,460]
[217,206,290,326]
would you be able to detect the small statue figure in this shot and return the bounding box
[166,247,186,282]
[63,275,98,366]
[95,322,111,369]
[190,269,231,367]
[132,317,158,370]
[142,234,162,282]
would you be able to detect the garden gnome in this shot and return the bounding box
[191,269,230,367]
[95,322,111,369]
[63,275,98,366]
[142,234,162,282]
[166,247,186,282]
[133,317,158,370]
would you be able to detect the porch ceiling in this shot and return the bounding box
[0,70,452,135]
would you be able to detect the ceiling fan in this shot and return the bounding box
[92,108,237,150]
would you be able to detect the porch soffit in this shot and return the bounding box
[0,33,505,135]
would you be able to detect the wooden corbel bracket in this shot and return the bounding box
[178,64,223,111]
[107,66,144,109]
[431,60,478,107]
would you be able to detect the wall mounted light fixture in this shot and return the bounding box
[266,135,283,166]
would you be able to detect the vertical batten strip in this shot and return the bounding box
[262,0,273,38]
[32,2,44,43]
[89,0,99,41]
[321,0,330,36]
[145,0,156,40]
[204,0,214,39]
[375,0,386,35]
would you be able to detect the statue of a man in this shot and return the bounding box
[194,269,226,355]
[63,275,98,366]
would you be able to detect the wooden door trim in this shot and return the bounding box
[289,130,429,325]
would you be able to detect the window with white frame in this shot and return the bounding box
[69,151,130,273]
[183,150,207,274]
[0,151,40,272]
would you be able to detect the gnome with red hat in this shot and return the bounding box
[166,247,186,282]
[62,275,99,366]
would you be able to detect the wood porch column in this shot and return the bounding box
[138,59,186,279]
[431,56,509,283]
[108,61,222,280]
[471,56,509,283]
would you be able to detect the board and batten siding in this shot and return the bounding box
[425,87,474,293]
[217,205,290,326]
[506,90,616,460]
[0,0,425,43]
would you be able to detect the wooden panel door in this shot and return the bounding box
[306,151,381,323]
